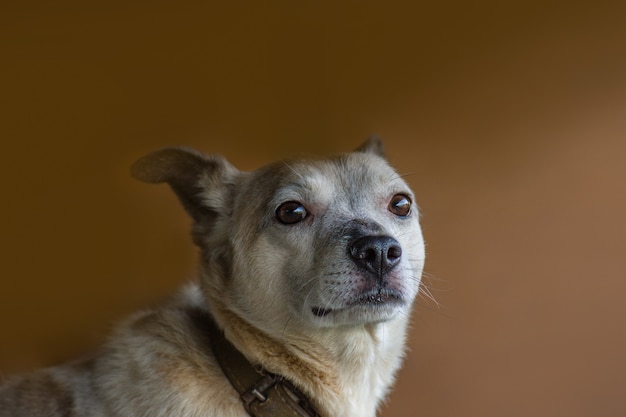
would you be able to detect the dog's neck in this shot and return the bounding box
[207,298,410,417]
[306,319,409,417]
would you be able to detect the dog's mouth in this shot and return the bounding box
[312,307,332,317]
[312,289,403,318]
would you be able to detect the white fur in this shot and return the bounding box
[0,139,425,417]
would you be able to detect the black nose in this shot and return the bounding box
[349,235,402,277]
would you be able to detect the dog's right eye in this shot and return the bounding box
[276,201,308,225]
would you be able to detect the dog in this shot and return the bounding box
[0,137,425,417]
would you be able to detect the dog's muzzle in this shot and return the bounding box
[311,235,405,319]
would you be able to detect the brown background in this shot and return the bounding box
[1,1,625,416]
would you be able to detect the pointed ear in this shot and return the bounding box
[355,135,385,158]
[131,147,239,224]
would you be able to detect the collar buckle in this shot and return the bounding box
[242,374,277,409]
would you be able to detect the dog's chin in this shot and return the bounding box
[310,289,408,326]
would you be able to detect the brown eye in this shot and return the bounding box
[389,194,412,217]
[276,201,308,224]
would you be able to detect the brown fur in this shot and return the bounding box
[0,138,425,417]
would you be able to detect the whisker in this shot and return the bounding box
[281,314,294,339]
[413,298,451,318]
[418,283,441,309]
[387,171,416,182]
[281,160,305,181]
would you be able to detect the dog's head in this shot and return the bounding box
[132,138,425,336]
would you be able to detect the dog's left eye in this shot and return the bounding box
[276,201,308,224]
[388,194,412,217]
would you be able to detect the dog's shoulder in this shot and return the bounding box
[97,282,216,369]
[91,282,243,416]
[0,284,244,417]
[0,358,106,417]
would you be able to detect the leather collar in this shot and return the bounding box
[187,308,322,417]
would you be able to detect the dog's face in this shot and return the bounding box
[133,138,425,336]
[229,151,424,330]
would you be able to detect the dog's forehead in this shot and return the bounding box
[244,152,407,208]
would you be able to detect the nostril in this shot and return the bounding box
[387,245,402,261]
[350,246,366,259]
[363,248,378,262]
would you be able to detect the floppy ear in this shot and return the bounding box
[355,135,385,158]
[131,147,239,224]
